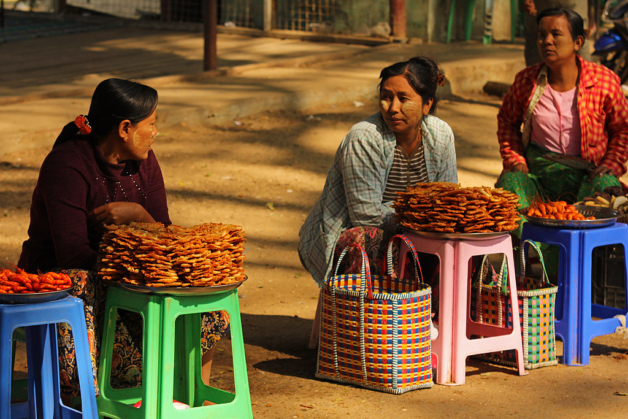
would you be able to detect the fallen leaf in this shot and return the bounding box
[614,392,628,396]
[266,403,273,407]
[266,202,275,211]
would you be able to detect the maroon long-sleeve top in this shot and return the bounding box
[18,137,171,273]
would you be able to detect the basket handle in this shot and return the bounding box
[474,254,509,296]
[518,239,550,286]
[328,243,373,298]
[385,233,424,285]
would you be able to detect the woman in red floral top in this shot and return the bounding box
[496,8,628,212]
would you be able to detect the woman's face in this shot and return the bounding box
[123,109,158,160]
[379,75,432,137]
[537,14,583,66]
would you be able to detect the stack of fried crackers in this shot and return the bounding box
[393,182,520,233]
[98,222,246,287]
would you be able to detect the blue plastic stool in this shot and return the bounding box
[0,295,98,418]
[521,222,628,366]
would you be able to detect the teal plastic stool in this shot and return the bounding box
[96,284,252,419]
[446,0,518,43]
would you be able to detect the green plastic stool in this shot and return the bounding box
[96,285,252,419]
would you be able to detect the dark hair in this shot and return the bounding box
[53,78,158,148]
[536,8,585,41]
[378,56,444,115]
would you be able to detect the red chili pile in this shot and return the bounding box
[0,268,72,294]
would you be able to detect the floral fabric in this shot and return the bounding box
[57,269,230,397]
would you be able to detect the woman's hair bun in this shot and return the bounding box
[437,73,446,87]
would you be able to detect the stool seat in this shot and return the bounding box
[521,222,628,366]
[401,232,526,385]
[97,284,252,419]
[0,295,98,419]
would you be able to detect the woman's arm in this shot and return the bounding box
[341,129,396,229]
[38,152,98,270]
[598,75,628,177]
[497,75,529,171]
[434,122,458,183]
[90,151,171,226]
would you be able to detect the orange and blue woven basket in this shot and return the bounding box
[316,234,433,393]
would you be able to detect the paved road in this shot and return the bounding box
[0,25,525,159]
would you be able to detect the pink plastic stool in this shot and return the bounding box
[400,231,527,385]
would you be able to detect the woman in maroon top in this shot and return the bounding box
[18,78,228,397]
[19,78,169,272]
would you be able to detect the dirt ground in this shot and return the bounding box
[2,95,628,418]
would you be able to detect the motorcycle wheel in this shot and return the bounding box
[600,50,628,85]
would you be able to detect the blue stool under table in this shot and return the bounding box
[521,222,628,366]
[0,294,98,419]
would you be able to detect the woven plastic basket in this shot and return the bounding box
[316,234,433,393]
[471,240,558,369]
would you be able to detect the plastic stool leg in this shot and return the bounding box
[433,243,455,384]
[25,324,56,418]
[227,289,253,416]
[560,238,584,365]
[66,299,99,418]
[452,238,526,383]
[0,316,14,419]
[503,252,526,377]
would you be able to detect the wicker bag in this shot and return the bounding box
[316,234,433,393]
[471,240,558,369]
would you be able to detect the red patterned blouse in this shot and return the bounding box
[497,56,628,176]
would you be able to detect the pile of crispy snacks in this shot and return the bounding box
[0,268,72,293]
[393,182,520,233]
[98,222,246,287]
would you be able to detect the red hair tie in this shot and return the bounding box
[74,115,92,135]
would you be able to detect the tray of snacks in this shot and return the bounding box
[0,268,73,304]
[394,182,520,235]
[574,187,628,223]
[520,202,619,229]
[98,222,247,290]
[103,277,247,295]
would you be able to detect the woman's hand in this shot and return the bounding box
[509,163,529,174]
[522,0,537,16]
[88,202,156,227]
[589,164,615,180]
